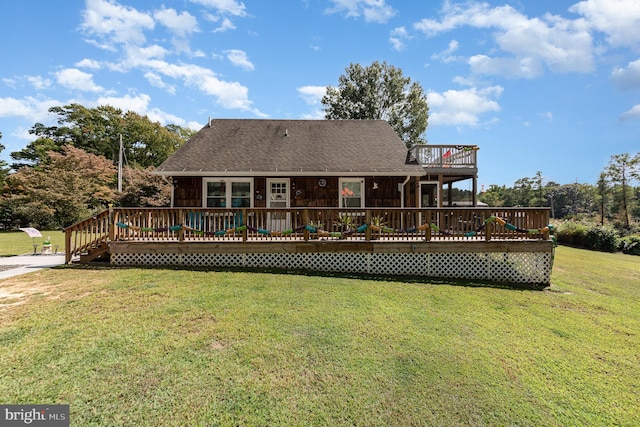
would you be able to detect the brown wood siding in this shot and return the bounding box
[173,177,202,207]
[172,175,415,208]
[291,177,339,207]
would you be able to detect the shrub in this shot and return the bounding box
[620,235,640,256]
[585,225,620,252]
[555,221,620,253]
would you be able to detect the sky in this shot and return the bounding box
[0,0,639,188]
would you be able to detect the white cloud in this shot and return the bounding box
[297,86,326,105]
[570,0,640,48]
[189,0,247,17]
[389,27,410,52]
[611,59,640,90]
[81,0,155,47]
[468,55,544,79]
[96,93,151,114]
[224,50,255,71]
[154,7,199,37]
[212,17,236,33]
[413,1,594,78]
[94,93,192,126]
[144,72,176,94]
[75,58,102,69]
[55,68,104,92]
[0,96,61,122]
[427,86,503,127]
[141,59,262,114]
[620,104,640,121]
[326,0,395,24]
[26,75,52,90]
[431,39,460,63]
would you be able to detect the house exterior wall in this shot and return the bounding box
[172,176,418,208]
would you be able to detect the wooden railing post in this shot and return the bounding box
[242,209,248,242]
[365,209,372,241]
[485,216,492,241]
[108,206,115,241]
[425,210,432,241]
[65,228,72,264]
[303,209,309,241]
[178,209,185,241]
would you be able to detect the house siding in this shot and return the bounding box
[172,175,417,208]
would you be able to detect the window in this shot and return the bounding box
[339,178,364,208]
[204,178,253,208]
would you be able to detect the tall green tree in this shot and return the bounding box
[605,153,639,229]
[11,104,190,169]
[596,172,609,225]
[322,61,429,147]
[0,132,10,186]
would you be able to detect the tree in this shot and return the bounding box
[116,166,171,207]
[596,172,609,225]
[11,104,190,169]
[604,153,639,229]
[6,145,117,228]
[322,61,429,147]
[0,132,10,187]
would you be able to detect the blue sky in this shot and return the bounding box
[0,0,638,188]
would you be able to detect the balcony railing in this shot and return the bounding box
[409,144,478,171]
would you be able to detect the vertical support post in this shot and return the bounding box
[179,209,185,242]
[242,208,248,242]
[365,209,371,241]
[65,227,72,264]
[303,209,309,241]
[108,206,115,241]
[425,210,432,242]
[485,218,492,241]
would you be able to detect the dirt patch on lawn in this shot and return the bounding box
[0,276,62,310]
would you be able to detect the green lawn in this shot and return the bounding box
[0,230,66,256]
[0,246,639,426]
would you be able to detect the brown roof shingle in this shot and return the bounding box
[156,119,425,176]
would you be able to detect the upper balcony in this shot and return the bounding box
[408,144,478,175]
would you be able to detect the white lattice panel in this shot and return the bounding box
[111,250,552,285]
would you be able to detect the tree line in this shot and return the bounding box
[478,158,640,233]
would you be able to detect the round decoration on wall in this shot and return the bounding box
[318,178,327,187]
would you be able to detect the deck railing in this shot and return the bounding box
[64,209,111,263]
[65,207,551,262]
[410,144,478,170]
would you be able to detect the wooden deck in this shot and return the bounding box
[65,207,554,285]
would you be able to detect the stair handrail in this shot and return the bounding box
[64,209,111,264]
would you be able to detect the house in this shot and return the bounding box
[65,119,553,286]
[154,119,478,210]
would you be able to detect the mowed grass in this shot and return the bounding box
[0,230,66,256]
[0,246,638,426]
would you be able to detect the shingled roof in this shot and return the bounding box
[156,119,425,176]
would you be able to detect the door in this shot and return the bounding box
[419,182,440,228]
[267,178,290,231]
[420,182,439,208]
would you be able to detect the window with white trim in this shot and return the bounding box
[339,178,364,208]
[204,178,253,208]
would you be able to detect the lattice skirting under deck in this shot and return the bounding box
[110,251,552,285]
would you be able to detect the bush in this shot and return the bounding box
[555,221,620,253]
[620,235,640,256]
[585,225,620,252]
